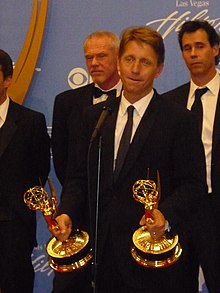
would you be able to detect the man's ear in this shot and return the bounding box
[213,44,220,59]
[155,63,164,79]
[4,75,12,88]
[117,57,120,76]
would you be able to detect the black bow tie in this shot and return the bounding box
[93,87,116,99]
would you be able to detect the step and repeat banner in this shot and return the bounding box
[1,1,219,292]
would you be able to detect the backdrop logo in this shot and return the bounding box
[68,67,92,89]
[146,9,220,39]
[8,0,48,105]
[32,247,53,277]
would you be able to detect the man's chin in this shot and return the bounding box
[190,68,205,76]
[91,77,104,84]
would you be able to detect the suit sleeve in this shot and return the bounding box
[159,109,207,232]
[57,105,99,228]
[32,112,50,186]
[51,94,69,185]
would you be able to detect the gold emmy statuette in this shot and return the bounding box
[131,171,182,268]
[24,178,92,272]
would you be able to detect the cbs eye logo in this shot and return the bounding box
[68,67,92,89]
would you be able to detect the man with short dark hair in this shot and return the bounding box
[0,49,50,292]
[162,20,220,293]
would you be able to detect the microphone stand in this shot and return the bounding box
[87,103,113,293]
[88,135,102,293]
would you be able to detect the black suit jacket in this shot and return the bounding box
[162,82,220,198]
[52,83,96,185]
[162,83,220,293]
[59,92,207,292]
[0,99,50,246]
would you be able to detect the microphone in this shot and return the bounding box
[90,106,112,143]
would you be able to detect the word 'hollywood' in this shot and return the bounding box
[146,9,220,39]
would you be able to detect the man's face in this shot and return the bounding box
[181,29,219,81]
[0,69,11,105]
[118,40,163,103]
[84,36,119,90]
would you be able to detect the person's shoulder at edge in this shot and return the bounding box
[52,83,95,117]
[161,82,190,100]
[158,91,192,116]
[10,98,46,119]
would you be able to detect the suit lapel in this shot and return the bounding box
[101,98,120,185]
[176,83,190,107]
[0,100,18,158]
[82,83,95,106]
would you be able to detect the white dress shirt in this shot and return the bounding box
[114,89,154,169]
[187,71,220,193]
[0,96,9,128]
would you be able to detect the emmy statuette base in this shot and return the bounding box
[131,226,182,268]
[48,252,93,272]
[46,230,93,272]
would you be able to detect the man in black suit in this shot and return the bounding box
[52,31,122,186]
[0,49,50,292]
[162,20,220,292]
[52,26,207,293]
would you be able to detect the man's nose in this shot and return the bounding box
[190,47,197,57]
[91,57,99,65]
[131,60,141,72]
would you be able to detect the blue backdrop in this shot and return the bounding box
[1,1,219,292]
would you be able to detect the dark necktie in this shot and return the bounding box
[93,87,116,99]
[114,105,134,180]
[191,87,208,135]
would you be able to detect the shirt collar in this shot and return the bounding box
[0,96,9,123]
[189,70,220,99]
[120,89,154,117]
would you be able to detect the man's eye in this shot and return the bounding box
[97,54,106,59]
[196,44,204,49]
[125,57,133,63]
[183,46,191,51]
[141,60,151,66]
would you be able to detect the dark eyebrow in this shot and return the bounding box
[183,41,205,48]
